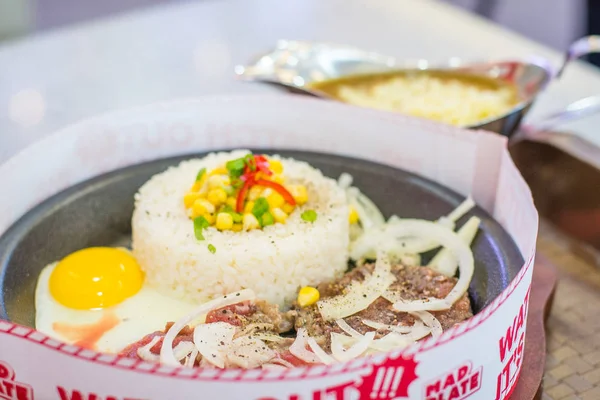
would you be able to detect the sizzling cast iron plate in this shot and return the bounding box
[0,150,523,327]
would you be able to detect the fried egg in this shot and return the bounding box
[35,247,196,353]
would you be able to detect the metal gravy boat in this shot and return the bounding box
[235,37,600,139]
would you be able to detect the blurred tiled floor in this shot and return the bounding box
[538,223,600,400]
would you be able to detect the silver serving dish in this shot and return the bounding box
[235,37,600,139]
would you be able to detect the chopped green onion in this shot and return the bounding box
[252,197,270,219]
[261,211,274,227]
[208,244,216,254]
[301,210,317,223]
[224,186,235,196]
[193,216,210,240]
[221,205,243,222]
[231,212,243,223]
[244,154,256,171]
[196,168,207,182]
[226,158,246,179]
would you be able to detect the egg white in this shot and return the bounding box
[35,263,197,354]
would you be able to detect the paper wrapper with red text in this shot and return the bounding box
[0,95,538,400]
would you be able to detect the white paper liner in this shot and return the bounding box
[0,95,538,400]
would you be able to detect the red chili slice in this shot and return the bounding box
[254,155,273,176]
[254,155,268,163]
[236,176,255,213]
[254,179,296,206]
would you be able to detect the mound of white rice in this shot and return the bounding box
[132,150,349,307]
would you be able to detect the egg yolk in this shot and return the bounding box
[49,247,144,310]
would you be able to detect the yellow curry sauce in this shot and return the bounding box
[309,70,520,127]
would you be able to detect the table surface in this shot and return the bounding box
[1,0,600,164]
[537,221,600,400]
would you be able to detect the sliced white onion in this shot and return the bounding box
[355,191,386,229]
[437,216,454,229]
[411,311,443,339]
[228,336,276,369]
[330,333,347,361]
[341,174,386,232]
[193,322,236,369]
[429,216,480,276]
[269,358,295,369]
[328,329,413,353]
[361,319,430,342]
[445,196,476,226]
[350,219,445,260]
[317,256,395,321]
[184,349,198,368]
[330,331,375,362]
[337,172,353,189]
[388,215,401,224]
[173,341,196,361]
[360,319,391,331]
[330,332,359,347]
[368,332,413,351]
[137,336,161,362]
[160,289,255,366]
[306,337,335,365]
[335,319,363,339]
[383,220,474,311]
[361,319,425,334]
[349,223,364,242]
[289,328,321,364]
[350,196,476,261]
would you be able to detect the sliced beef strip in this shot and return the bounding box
[295,262,473,347]
[118,323,196,363]
[205,300,295,333]
[118,300,296,366]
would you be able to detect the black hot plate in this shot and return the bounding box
[0,150,523,327]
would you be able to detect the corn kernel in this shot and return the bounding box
[271,174,285,184]
[193,199,215,216]
[232,224,243,232]
[226,197,237,209]
[297,286,320,307]
[271,208,287,224]
[204,213,215,225]
[269,160,283,174]
[208,175,230,189]
[191,180,204,192]
[216,212,234,230]
[209,167,228,176]
[348,206,359,224]
[243,213,260,231]
[207,188,228,206]
[244,201,255,214]
[288,185,308,205]
[267,192,285,209]
[248,186,263,201]
[190,207,209,220]
[282,203,295,214]
[184,192,201,208]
